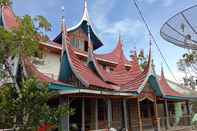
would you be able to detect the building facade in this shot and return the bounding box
[0,1,196,131]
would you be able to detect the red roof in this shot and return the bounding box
[129,51,142,77]
[23,57,59,83]
[66,44,118,90]
[65,41,153,91]
[159,68,182,97]
[2,6,19,29]
[95,38,130,65]
[122,49,152,92]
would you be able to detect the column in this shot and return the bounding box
[154,99,161,131]
[107,98,112,128]
[59,96,69,131]
[123,99,128,131]
[164,100,170,129]
[186,101,191,125]
[137,99,143,131]
[82,98,85,131]
[95,99,98,130]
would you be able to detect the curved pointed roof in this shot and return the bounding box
[159,67,182,97]
[1,6,19,29]
[122,46,153,92]
[65,43,118,90]
[53,0,103,50]
[129,51,142,77]
[95,37,130,65]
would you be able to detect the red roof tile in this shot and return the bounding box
[159,68,182,97]
[129,51,142,77]
[95,38,130,65]
[122,51,151,92]
[23,57,59,83]
[66,44,118,90]
[2,6,19,29]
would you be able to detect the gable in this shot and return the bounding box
[139,75,163,97]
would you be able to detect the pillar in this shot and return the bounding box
[82,98,85,131]
[186,101,191,125]
[164,100,170,129]
[59,96,69,131]
[137,99,143,131]
[123,99,128,131]
[95,99,98,130]
[107,98,112,128]
[154,99,161,131]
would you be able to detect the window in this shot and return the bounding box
[71,38,78,48]
[78,40,84,50]
[110,68,114,72]
[71,38,84,51]
[102,65,106,70]
[84,41,88,52]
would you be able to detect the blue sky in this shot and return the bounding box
[12,0,197,82]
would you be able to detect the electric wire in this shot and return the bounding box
[130,0,178,82]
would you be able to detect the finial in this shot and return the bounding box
[149,38,152,46]
[83,0,89,22]
[61,6,65,12]
[117,32,124,48]
[84,0,88,8]
[118,31,121,41]
[61,5,66,57]
[61,6,65,28]
[161,64,165,78]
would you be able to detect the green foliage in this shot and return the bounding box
[34,15,52,32]
[137,49,148,69]
[177,51,197,89]
[0,27,14,63]
[0,78,73,130]
[0,0,11,6]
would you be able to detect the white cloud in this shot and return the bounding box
[163,0,175,7]
[164,70,185,83]
[140,0,175,7]
[101,19,145,38]
[90,0,145,41]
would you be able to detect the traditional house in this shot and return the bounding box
[1,1,196,131]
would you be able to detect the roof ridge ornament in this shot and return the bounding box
[61,6,67,58]
[161,65,165,80]
[83,0,90,22]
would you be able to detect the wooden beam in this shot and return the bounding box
[107,98,112,128]
[164,100,170,129]
[123,99,128,131]
[137,98,143,131]
[186,100,191,125]
[82,98,85,131]
[59,96,70,131]
[95,99,98,130]
[154,98,161,131]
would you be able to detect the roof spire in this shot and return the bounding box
[83,0,90,22]
[161,65,165,80]
[61,6,67,58]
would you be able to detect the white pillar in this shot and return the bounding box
[123,99,128,131]
[95,99,98,130]
[59,96,69,131]
[82,98,85,131]
[107,98,112,128]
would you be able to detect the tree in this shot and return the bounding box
[34,15,52,39]
[137,49,148,69]
[0,78,73,130]
[0,15,41,95]
[177,51,197,90]
[0,0,12,6]
[0,9,72,130]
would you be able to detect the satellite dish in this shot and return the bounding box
[160,5,197,50]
